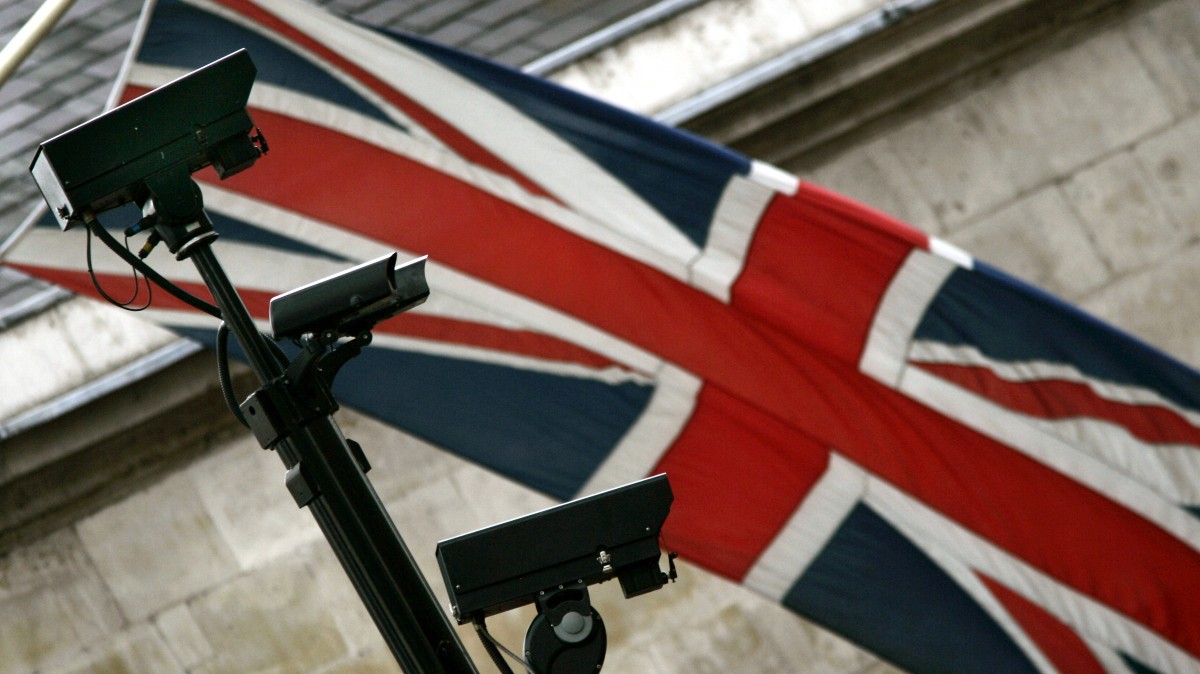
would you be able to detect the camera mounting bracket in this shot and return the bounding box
[238,329,371,451]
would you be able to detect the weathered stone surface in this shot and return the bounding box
[1135,111,1200,237]
[1062,151,1188,275]
[892,22,1173,232]
[187,553,351,674]
[1124,0,1200,118]
[949,185,1110,300]
[887,90,1022,231]
[39,624,179,674]
[5,1,1200,673]
[308,647,399,674]
[976,27,1171,192]
[152,601,213,669]
[306,539,390,659]
[597,563,881,673]
[1081,243,1200,369]
[808,135,944,236]
[0,529,123,673]
[191,437,323,571]
[75,469,241,623]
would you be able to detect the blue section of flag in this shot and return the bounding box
[377,27,751,249]
[914,262,1200,413]
[139,0,399,129]
[170,325,652,500]
[783,503,1038,674]
[335,346,653,500]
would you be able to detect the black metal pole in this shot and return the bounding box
[184,214,478,674]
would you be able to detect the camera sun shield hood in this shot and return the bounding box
[436,474,674,624]
[269,253,430,340]
[29,49,260,230]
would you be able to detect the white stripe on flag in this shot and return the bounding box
[575,363,701,497]
[899,365,1200,552]
[908,340,1200,429]
[249,0,704,273]
[859,247,959,386]
[742,452,866,601]
[690,171,777,302]
[885,510,1063,674]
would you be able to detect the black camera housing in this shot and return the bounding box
[29,49,261,230]
[269,253,430,340]
[436,474,674,624]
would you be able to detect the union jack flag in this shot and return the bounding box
[9,0,1200,672]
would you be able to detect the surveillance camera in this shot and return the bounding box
[29,49,263,231]
[269,253,430,340]
[436,474,675,624]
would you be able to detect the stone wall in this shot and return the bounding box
[3,0,1199,672]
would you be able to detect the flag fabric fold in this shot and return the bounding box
[7,0,1200,671]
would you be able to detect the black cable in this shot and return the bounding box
[90,217,294,424]
[473,617,516,674]
[86,222,152,311]
[217,322,250,428]
[87,218,222,319]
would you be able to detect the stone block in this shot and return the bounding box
[1062,151,1188,275]
[0,301,93,421]
[40,624,179,674]
[1125,0,1200,117]
[152,602,213,669]
[809,134,944,235]
[892,24,1173,232]
[1135,112,1200,237]
[980,25,1171,186]
[1081,243,1200,370]
[887,91,1019,231]
[306,540,389,657]
[187,553,350,674]
[452,459,556,532]
[948,185,1110,300]
[75,469,240,622]
[190,438,323,571]
[0,529,123,673]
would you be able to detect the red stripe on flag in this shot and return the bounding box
[654,384,830,580]
[732,183,928,365]
[978,574,1109,674]
[914,361,1200,447]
